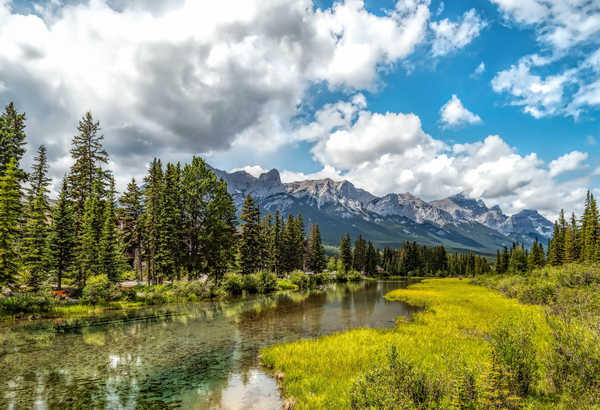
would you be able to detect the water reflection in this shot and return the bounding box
[0,280,419,409]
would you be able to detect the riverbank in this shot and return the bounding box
[0,270,367,322]
[261,278,554,409]
[0,280,415,409]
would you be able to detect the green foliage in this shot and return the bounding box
[0,290,55,315]
[339,233,353,273]
[240,194,261,274]
[277,279,298,291]
[0,102,27,181]
[21,145,51,290]
[289,270,309,289]
[261,279,551,409]
[346,270,362,282]
[81,274,121,305]
[119,178,144,279]
[307,224,326,273]
[0,158,22,287]
[257,270,278,294]
[222,273,244,295]
[350,346,444,409]
[488,322,539,398]
[49,178,75,290]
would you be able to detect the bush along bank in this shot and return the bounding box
[1,270,367,319]
[261,278,557,409]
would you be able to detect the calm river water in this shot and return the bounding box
[0,280,418,409]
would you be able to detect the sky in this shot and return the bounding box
[2,0,600,221]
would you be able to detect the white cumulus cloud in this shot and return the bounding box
[430,8,487,56]
[439,95,482,127]
[548,151,588,177]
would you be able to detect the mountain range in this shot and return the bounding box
[210,166,554,255]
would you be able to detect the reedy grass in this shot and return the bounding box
[261,278,552,409]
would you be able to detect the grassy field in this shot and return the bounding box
[261,278,553,409]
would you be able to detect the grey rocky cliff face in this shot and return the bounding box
[212,165,553,242]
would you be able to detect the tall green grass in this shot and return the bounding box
[261,278,552,409]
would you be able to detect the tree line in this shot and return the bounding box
[546,191,600,266]
[0,103,329,292]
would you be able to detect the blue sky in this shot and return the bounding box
[2,0,600,218]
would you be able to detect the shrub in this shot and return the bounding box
[335,270,347,282]
[222,273,243,295]
[289,270,309,289]
[548,318,600,403]
[257,271,278,294]
[350,346,443,409]
[0,290,55,315]
[486,321,539,399]
[277,279,298,291]
[347,270,362,282]
[242,273,259,294]
[81,274,121,305]
[172,280,208,300]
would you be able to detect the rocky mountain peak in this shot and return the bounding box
[258,168,281,185]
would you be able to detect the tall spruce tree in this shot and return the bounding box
[0,158,22,288]
[156,163,181,281]
[78,180,104,285]
[22,145,51,290]
[307,224,326,273]
[239,195,261,274]
[259,214,274,271]
[365,241,378,276]
[201,176,236,283]
[0,102,27,181]
[119,178,144,280]
[294,214,305,270]
[68,112,110,286]
[49,178,75,290]
[98,178,121,282]
[143,158,163,284]
[271,210,283,274]
[68,112,109,219]
[340,233,353,273]
[353,235,367,272]
[180,157,235,281]
[563,213,579,263]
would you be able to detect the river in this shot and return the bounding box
[0,280,419,409]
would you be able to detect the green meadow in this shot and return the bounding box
[261,278,555,409]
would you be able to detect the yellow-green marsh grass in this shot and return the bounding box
[261,278,552,409]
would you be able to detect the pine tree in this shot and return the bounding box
[119,178,144,280]
[22,145,51,290]
[78,180,104,285]
[0,158,22,288]
[201,176,236,283]
[340,233,353,273]
[365,241,378,276]
[548,221,564,266]
[68,112,109,219]
[156,163,181,281]
[563,213,579,264]
[239,195,261,274]
[294,214,305,270]
[68,112,110,286]
[281,214,297,273]
[581,192,599,263]
[271,210,283,274]
[98,178,121,282]
[307,224,326,273]
[49,178,75,290]
[143,158,163,284]
[259,214,274,271]
[353,235,367,272]
[0,102,27,181]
